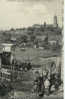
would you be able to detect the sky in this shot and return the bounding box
[0,0,63,30]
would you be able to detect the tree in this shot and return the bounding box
[21,35,28,43]
[30,35,36,42]
[44,34,48,44]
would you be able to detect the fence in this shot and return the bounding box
[9,93,37,99]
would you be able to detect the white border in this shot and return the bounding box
[63,0,65,99]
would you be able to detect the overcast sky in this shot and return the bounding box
[0,0,63,30]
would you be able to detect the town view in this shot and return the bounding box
[0,15,63,99]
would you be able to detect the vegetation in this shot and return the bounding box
[0,23,62,50]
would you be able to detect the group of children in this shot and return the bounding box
[33,62,61,97]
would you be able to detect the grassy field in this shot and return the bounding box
[14,47,61,65]
[14,47,63,78]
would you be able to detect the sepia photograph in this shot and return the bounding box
[0,0,64,99]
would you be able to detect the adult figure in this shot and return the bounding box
[33,71,44,97]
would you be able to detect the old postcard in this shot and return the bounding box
[0,0,64,99]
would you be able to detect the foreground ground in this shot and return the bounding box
[0,92,63,99]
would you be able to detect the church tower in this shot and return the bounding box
[54,15,58,27]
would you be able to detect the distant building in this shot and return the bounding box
[32,24,41,28]
[11,36,16,44]
[1,43,15,66]
[36,35,47,41]
[48,40,57,45]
